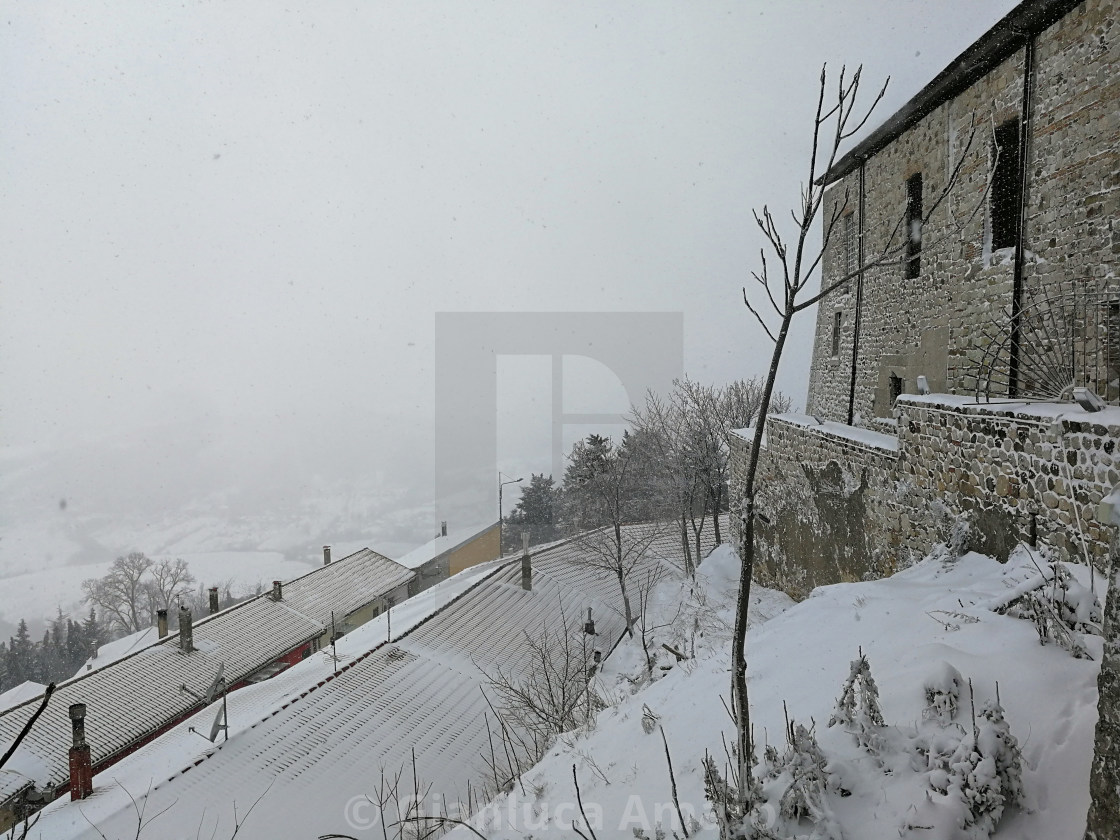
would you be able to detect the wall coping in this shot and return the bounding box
[766,413,900,455]
[895,394,1120,433]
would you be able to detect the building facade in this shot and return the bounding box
[729,0,1118,830]
[806,0,1117,425]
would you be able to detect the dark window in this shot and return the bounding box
[889,372,904,406]
[831,311,842,356]
[991,119,1022,251]
[904,174,922,279]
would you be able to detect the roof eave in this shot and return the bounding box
[820,0,1083,186]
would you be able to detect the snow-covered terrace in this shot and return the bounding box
[28,524,715,840]
[0,548,414,807]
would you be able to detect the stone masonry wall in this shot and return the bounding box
[806,0,1119,425]
[731,395,1120,600]
[1086,488,1120,840]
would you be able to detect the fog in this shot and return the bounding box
[1,2,1018,594]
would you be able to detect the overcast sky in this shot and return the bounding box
[1,1,1019,531]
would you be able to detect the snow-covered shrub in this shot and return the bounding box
[1004,564,1099,658]
[938,697,1023,838]
[828,652,886,754]
[923,661,963,724]
[947,512,975,558]
[776,724,833,822]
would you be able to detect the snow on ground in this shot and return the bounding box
[447,544,1105,840]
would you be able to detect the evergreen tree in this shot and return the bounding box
[504,473,559,550]
[0,640,8,691]
[82,608,104,657]
[8,620,34,685]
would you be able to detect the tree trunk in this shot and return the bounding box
[617,566,635,636]
[731,308,793,804]
[680,510,694,576]
[711,483,723,545]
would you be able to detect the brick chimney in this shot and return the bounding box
[323,545,332,565]
[156,608,168,639]
[68,703,93,801]
[272,580,283,601]
[521,532,532,591]
[178,606,194,653]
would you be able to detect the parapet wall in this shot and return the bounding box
[731,395,1120,600]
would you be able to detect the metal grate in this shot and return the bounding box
[969,279,1120,404]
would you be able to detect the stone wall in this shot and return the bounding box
[1086,488,1120,839]
[731,395,1120,600]
[806,0,1119,425]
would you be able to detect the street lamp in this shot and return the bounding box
[499,473,523,551]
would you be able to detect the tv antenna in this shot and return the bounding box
[183,662,229,743]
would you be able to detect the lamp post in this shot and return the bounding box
[499,473,523,552]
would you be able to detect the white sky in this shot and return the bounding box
[0,1,1019,530]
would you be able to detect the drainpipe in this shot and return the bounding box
[847,158,867,426]
[1009,34,1035,397]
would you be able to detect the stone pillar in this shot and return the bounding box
[1086,485,1120,839]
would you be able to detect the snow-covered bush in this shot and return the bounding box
[1003,564,1100,658]
[828,652,885,755]
[923,661,963,724]
[936,696,1023,838]
[947,512,976,558]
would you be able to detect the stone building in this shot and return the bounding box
[731,0,1118,592]
[806,0,1117,425]
[728,0,1118,831]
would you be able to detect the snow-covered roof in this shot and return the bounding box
[0,547,414,805]
[0,682,48,715]
[29,522,719,840]
[73,627,160,678]
[395,521,498,570]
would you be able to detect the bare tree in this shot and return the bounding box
[563,437,669,632]
[628,391,705,576]
[145,558,196,615]
[730,63,979,812]
[82,552,155,634]
[481,613,602,743]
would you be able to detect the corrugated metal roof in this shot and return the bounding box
[30,521,723,840]
[0,548,414,804]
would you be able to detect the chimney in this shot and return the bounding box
[178,606,194,653]
[441,521,448,537]
[323,545,332,565]
[156,609,168,639]
[521,532,532,591]
[68,703,93,801]
[208,587,220,615]
[272,580,283,601]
